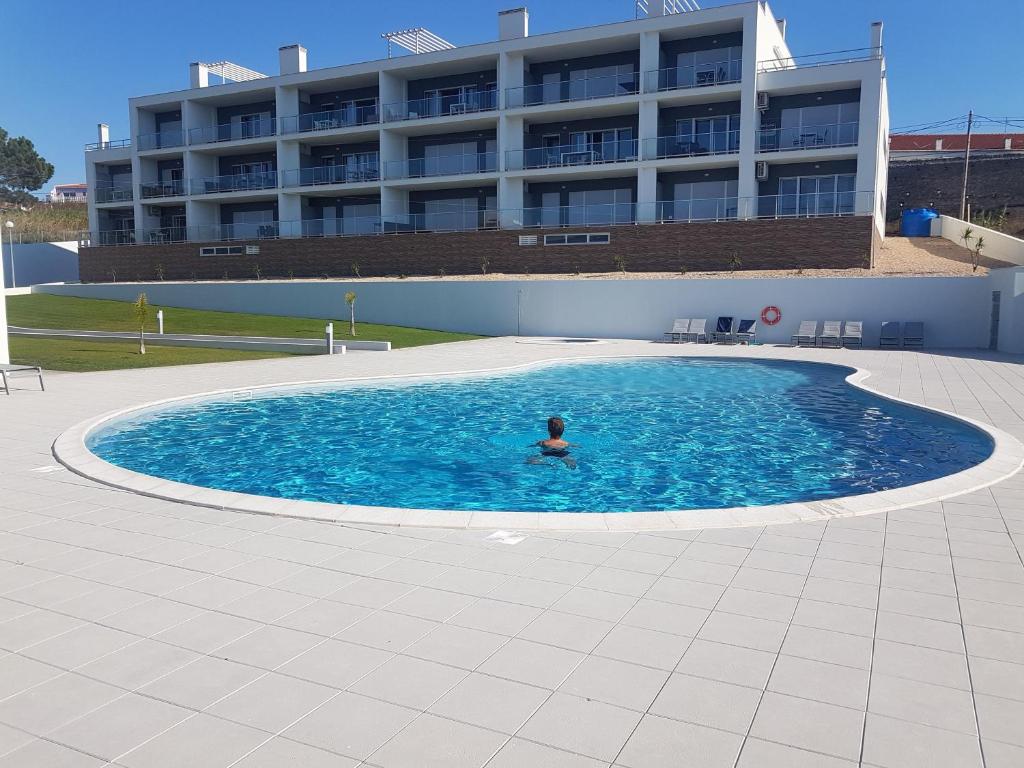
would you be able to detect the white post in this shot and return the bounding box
[157,309,164,334]
[325,322,334,354]
[4,223,14,289]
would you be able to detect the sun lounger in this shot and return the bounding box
[819,321,842,348]
[791,321,818,347]
[903,321,924,348]
[1,365,45,396]
[735,319,757,345]
[879,321,901,347]
[687,318,708,343]
[663,319,690,343]
[841,321,863,348]
[711,316,735,343]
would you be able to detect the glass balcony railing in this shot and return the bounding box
[756,190,863,218]
[516,202,636,228]
[278,105,380,134]
[646,197,740,223]
[188,119,276,145]
[757,122,859,152]
[85,138,131,151]
[280,163,380,188]
[506,72,639,108]
[382,209,499,233]
[137,130,185,151]
[96,229,137,246]
[643,131,740,160]
[190,171,278,195]
[382,90,498,122]
[506,140,638,171]
[139,180,186,198]
[94,185,134,203]
[141,226,188,244]
[299,216,382,237]
[188,222,282,241]
[384,152,497,180]
[643,60,742,92]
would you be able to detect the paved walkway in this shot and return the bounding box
[1,339,1023,767]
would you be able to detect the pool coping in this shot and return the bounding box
[51,351,1024,532]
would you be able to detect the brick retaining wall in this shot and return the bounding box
[79,217,874,282]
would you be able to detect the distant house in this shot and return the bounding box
[889,133,1024,160]
[48,183,88,203]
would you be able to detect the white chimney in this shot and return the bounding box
[498,8,528,40]
[935,138,943,151]
[1006,137,1013,150]
[97,123,110,148]
[279,44,308,75]
[189,62,209,88]
[776,18,786,38]
[870,21,883,52]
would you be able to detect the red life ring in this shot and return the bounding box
[761,305,782,326]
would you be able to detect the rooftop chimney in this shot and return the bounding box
[870,21,883,51]
[498,8,529,40]
[97,123,110,148]
[775,18,786,38]
[189,62,209,88]
[279,44,308,75]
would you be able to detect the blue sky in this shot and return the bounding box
[5,0,1022,189]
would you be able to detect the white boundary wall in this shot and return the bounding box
[36,271,1021,350]
[1,242,80,289]
[0,249,8,364]
[931,216,1024,267]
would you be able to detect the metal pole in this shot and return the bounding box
[959,110,973,221]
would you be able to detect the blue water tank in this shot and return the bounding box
[900,208,939,237]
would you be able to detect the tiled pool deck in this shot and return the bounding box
[1,338,1023,767]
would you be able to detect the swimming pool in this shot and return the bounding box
[86,358,993,513]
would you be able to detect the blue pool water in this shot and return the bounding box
[87,358,993,513]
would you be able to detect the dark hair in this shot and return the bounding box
[547,416,565,438]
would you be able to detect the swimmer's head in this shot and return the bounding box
[547,416,565,438]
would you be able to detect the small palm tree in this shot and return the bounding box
[132,293,150,354]
[345,291,357,336]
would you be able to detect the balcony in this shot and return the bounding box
[190,171,278,195]
[188,119,275,145]
[643,130,740,160]
[281,162,380,188]
[137,130,185,151]
[649,197,739,222]
[382,209,498,233]
[85,138,131,151]
[299,216,381,237]
[384,152,497,180]
[757,122,859,152]
[757,47,882,73]
[139,180,186,199]
[278,105,379,134]
[506,140,638,171]
[95,229,137,246]
[756,190,865,218]
[142,225,188,244]
[382,90,497,123]
[95,185,134,203]
[506,72,639,108]
[643,60,742,93]
[519,202,636,228]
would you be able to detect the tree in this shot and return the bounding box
[133,293,150,354]
[0,127,54,205]
[345,291,357,336]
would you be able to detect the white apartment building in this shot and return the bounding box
[82,0,888,275]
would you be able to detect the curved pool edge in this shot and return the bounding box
[52,354,1024,532]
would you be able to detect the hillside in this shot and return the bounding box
[0,201,88,243]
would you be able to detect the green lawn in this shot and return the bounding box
[6,294,482,349]
[9,337,292,372]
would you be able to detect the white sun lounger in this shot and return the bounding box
[819,321,842,348]
[663,319,690,343]
[791,321,818,347]
[1,365,45,396]
[687,318,708,343]
[841,321,863,348]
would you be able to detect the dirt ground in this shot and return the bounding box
[324,235,1013,283]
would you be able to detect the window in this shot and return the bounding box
[424,141,480,176]
[423,197,481,231]
[776,173,856,216]
[567,129,634,163]
[200,245,245,256]
[666,179,739,221]
[544,233,610,246]
[568,64,636,100]
[673,115,740,154]
[567,188,633,225]
[777,102,859,148]
[675,46,742,87]
[231,111,272,139]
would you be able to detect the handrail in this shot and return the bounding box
[383,152,497,180]
[139,180,186,198]
[280,164,381,188]
[758,47,882,72]
[506,140,639,170]
[188,119,276,145]
[506,71,639,108]
[382,90,498,123]
[190,171,278,195]
[136,130,185,151]
[94,185,135,203]
[643,60,742,93]
[85,138,131,151]
[278,105,380,134]
[643,131,740,160]
[756,122,859,152]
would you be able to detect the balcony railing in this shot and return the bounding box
[139,180,186,198]
[506,72,639,108]
[758,47,883,72]
[382,90,498,123]
[280,163,380,188]
[190,171,278,195]
[643,130,740,160]
[85,138,131,151]
[84,191,874,246]
[506,140,638,171]
[188,119,276,145]
[278,104,380,134]
[94,185,134,203]
[643,60,742,92]
[757,122,859,152]
[384,152,497,180]
[137,130,185,151]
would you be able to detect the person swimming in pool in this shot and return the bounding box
[529,416,577,469]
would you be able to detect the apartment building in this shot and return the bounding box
[82,1,889,280]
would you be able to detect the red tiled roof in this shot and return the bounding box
[55,183,88,189]
[889,133,1024,151]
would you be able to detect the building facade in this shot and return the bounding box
[82,1,889,280]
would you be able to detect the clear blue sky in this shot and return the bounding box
[5,0,1022,189]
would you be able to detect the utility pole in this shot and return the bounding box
[959,110,973,221]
